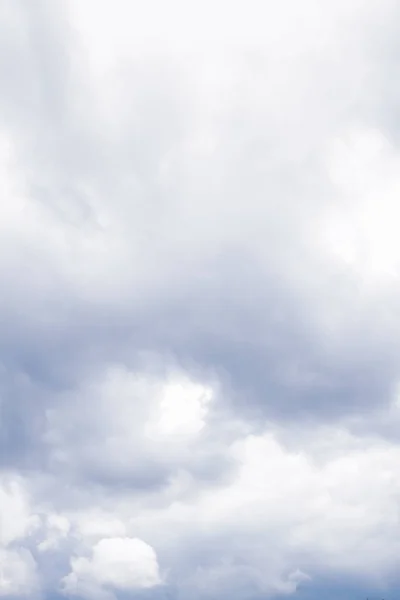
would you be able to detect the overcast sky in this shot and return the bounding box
[1,1,400,599]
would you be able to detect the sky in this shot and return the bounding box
[1,0,400,599]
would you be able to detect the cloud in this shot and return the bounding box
[38,514,71,553]
[0,548,39,597]
[0,475,40,596]
[62,537,161,600]
[0,476,39,545]
[29,416,400,599]
[1,0,400,599]
[42,365,226,490]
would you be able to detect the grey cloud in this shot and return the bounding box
[2,0,400,599]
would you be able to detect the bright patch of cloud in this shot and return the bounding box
[325,126,400,284]
[0,477,39,545]
[62,537,161,599]
[145,379,213,439]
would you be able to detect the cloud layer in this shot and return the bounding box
[2,0,400,599]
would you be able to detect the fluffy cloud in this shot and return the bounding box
[1,0,400,599]
[62,537,161,599]
[0,548,39,597]
[0,476,38,545]
[0,476,39,596]
[30,414,400,599]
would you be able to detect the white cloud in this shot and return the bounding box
[42,421,400,598]
[0,476,40,596]
[62,537,161,599]
[324,126,400,285]
[0,476,39,546]
[145,379,213,439]
[0,548,39,597]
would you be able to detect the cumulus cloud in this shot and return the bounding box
[1,0,400,599]
[0,548,39,597]
[0,476,39,545]
[62,537,161,600]
[0,476,40,596]
[28,419,400,599]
